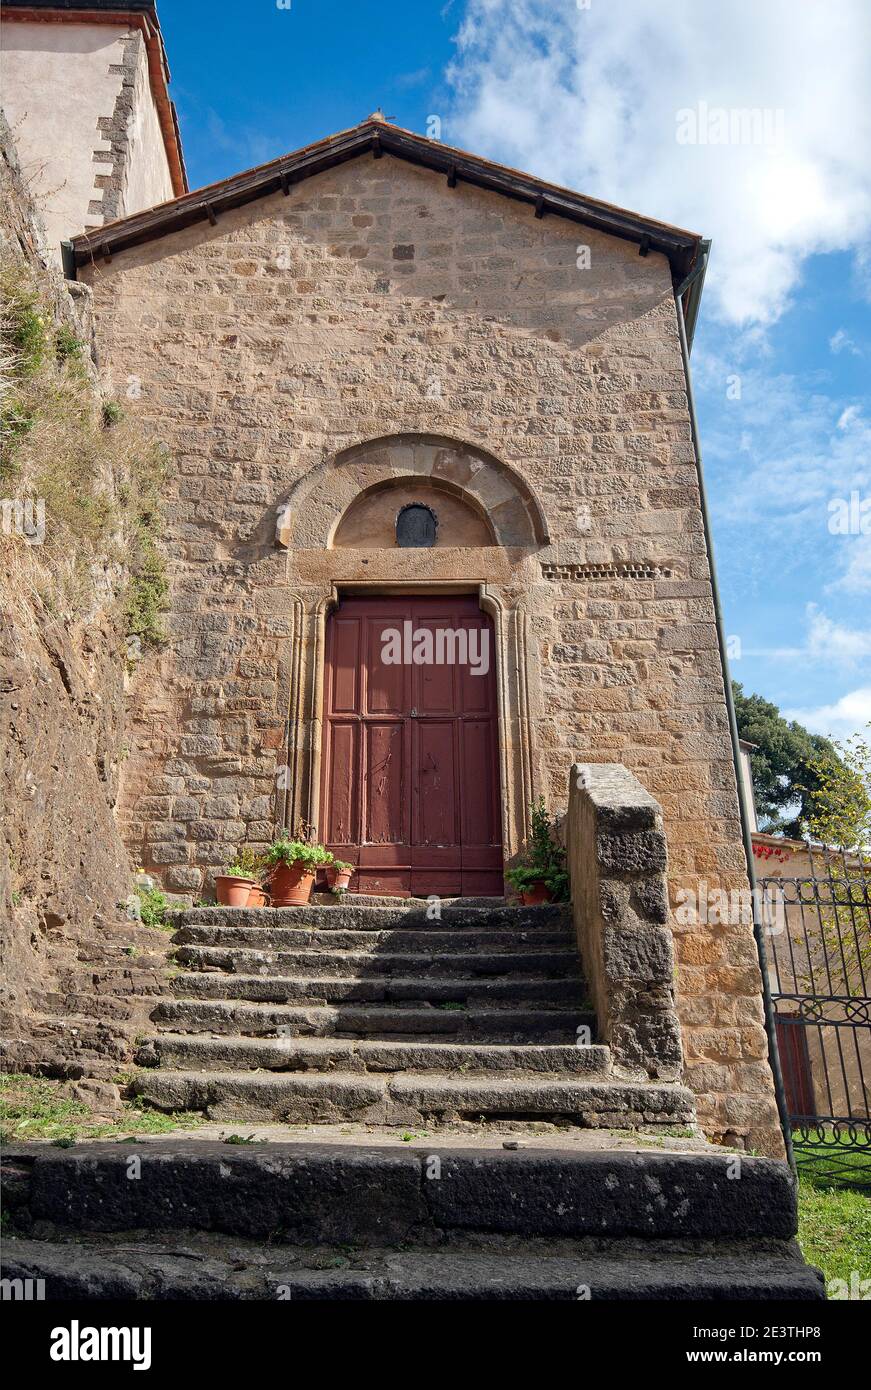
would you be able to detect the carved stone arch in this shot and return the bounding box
[332,474,497,549]
[276,432,549,550]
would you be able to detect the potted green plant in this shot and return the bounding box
[234,847,269,907]
[505,797,570,906]
[215,858,257,908]
[325,859,355,894]
[265,829,333,907]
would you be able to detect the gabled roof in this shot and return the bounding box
[66,116,708,337]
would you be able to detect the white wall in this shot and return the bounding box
[119,33,174,220]
[0,19,174,261]
[738,742,759,832]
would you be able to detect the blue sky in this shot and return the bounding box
[159,0,870,744]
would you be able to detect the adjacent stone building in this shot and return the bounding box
[51,114,783,1151]
[1,0,186,261]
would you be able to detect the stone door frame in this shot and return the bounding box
[277,578,540,865]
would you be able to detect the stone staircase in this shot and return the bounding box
[131,899,697,1131]
[2,1140,825,1300]
[2,900,826,1299]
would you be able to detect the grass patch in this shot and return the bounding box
[795,1142,871,1287]
[0,1073,202,1143]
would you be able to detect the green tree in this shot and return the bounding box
[806,725,871,856]
[732,681,842,838]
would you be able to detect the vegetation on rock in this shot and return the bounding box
[0,256,168,647]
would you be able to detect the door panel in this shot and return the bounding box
[321,595,502,896]
[414,719,459,847]
[331,619,361,714]
[363,722,407,846]
[364,615,407,715]
[323,720,360,846]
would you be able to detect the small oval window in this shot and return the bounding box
[396,503,438,548]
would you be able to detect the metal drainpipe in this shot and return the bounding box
[672,285,796,1172]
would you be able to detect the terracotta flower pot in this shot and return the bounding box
[215,875,256,907]
[269,861,316,907]
[520,880,551,906]
[246,884,268,908]
[326,865,353,892]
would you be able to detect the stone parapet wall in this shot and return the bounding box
[566,762,683,1082]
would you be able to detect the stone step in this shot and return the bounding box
[173,944,582,978]
[169,903,574,933]
[140,1034,613,1077]
[152,997,591,1041]
[0,1142,802,1242]
[2,1236,824,1301]
[172,924,575,951]
[170,972,588,1006]
[130,1069,695,1127]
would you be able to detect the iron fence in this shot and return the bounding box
[761,843,870,1189]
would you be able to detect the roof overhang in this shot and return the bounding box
[2,0,188,198]
[65,118,706,331]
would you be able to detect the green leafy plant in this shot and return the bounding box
[505,797,569,900]
[0,1074,202,1142]
[265,830,333,873]
[225,863,251,880]
[54,324,84,366]
[225,846,266,880]
[133,881,170,931]
[3,279,47,376]
[101,399,123,428]
[124,497,169,650]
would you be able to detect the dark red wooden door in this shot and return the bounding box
[320,595,502,896]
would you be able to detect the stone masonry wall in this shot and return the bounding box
[78,152,782,1153]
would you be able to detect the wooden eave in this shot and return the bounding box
[68,119,703,290]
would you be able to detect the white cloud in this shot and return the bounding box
[784,687,871,740]
[829,328,862,356]
[446,0,871,325]
[837,404,862,431]
[834,542,871,595]
[740,606,871,667]
[806,605,871,662]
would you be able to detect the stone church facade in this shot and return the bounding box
[58,118,783,1152]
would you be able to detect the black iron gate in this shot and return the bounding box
[761,844,870,1189]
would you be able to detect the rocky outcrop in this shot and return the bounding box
[0,109,168,1090]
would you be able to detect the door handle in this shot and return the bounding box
[409,708,418,718]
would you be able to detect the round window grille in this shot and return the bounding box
[396,503,438,548]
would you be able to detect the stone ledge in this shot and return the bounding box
[3,1141,799,1242]
[1,1235,825,1300]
